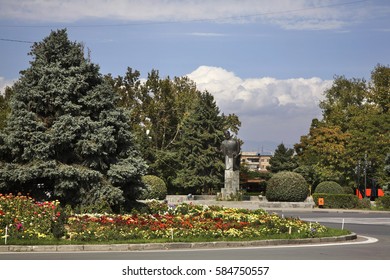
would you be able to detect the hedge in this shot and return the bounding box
[314,181,344,194]
[312,193,370,209]
[375,196,390,210]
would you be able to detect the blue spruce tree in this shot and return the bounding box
[0,29,147,210]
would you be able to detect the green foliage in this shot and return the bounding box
[293,165,320,193]
[314,181,344,194]
[343,186,355,194]
[369,64,390,113]
[217,190,245,201]
[108,69,240,195]
[172,91,225,194]
[375,196,390,210]
[107,70,201,165]
[312,193,369,209]
[296,65,390,187]
[145,199,169,214]
[51,208,67,239]
[267,143,298,173]
[0,86,12,131]
[265,171,309,202]
[222,113,241,135]
[0,29,147,208]
[295,122,352,184]
[383,154,390,194]
[139,175,167,200]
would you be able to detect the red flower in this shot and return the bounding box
[16,222,23,231]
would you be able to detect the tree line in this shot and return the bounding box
[0,29,389,211]
[267,65,390,193]
[0,29,239,211]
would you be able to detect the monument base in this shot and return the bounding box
[221,170,240,200]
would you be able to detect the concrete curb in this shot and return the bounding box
[0,233,357,252]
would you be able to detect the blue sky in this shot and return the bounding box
[1,0,389,152]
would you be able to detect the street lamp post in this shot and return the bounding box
[363,152,371,198]
[355,152,371,198]
[356,160,362,197]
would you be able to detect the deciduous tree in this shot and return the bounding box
[296,65,390,187]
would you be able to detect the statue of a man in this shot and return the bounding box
[221,131,241,171]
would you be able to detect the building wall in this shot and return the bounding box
[241,152,272,172]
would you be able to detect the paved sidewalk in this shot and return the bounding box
[166,198,389,214]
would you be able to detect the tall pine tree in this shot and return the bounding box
[0,29,147,208]
[267,143,298,173]
[172,91,225,194]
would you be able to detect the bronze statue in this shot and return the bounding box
[221,131,241,171]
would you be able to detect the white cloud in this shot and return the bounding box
[187,66,333,150]
[0,0,378,30]
[0,77,14,95]
[188,33,227,37]
[188,66,332,113]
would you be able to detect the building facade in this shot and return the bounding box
[241,152,272,172]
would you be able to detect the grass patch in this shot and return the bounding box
[2,227,351,246]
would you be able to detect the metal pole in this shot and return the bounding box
[356,160,361,197]
[364,152,367,198]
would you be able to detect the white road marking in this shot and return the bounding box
[302,217,390,225]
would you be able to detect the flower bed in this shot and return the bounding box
[0,194,60,240]
[66,200,327,241]
[1,195,330,243]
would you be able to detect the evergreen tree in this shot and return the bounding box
[0,86,12,130]
[107,68,242,194]
[267,143,298,173]
[172,91,225,194]
[0,29,147,209]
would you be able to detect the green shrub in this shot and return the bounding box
[265,171,309,202]
[357,198,372,209]
[51,209,67,239]
[312,193,365,209]
[375,196,390,210]
[314,181,344,194]
[343,186,355,194]
[139,175,167,200]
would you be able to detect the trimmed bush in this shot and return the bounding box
[312,193,370,209]
[314,181,344,194]
[375,196,390,210]
[265,171,309,202]
[343,186,355,194]
[139,175,167,200]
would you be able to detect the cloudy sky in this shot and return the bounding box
[1,0,389,152]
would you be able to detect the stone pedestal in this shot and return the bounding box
[221,170,240,200]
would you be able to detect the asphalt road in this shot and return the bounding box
[1,210,389,260]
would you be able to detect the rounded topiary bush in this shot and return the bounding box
[139,175,167,200]
[265,171,309,202]
[314,181,344,194]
